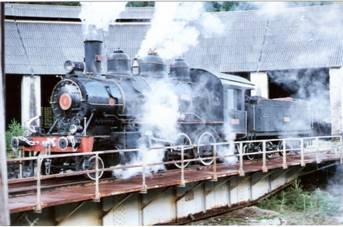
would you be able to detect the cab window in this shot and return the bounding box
[226,88,242,111]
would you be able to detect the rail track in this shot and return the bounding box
[8,176,100,196]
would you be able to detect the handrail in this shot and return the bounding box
[6,134,343,212]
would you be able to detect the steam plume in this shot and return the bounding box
[79,2,127,39]
[250,2,289,16]
[137,2,224,59]
[113,77,182,179]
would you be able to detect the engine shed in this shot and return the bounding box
[4,3,343,225]
[3,3,343,135]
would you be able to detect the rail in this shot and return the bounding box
[6,135,343,213]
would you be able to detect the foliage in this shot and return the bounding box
[258,180,340,223]
[204,1,334,12]
[126,1,154,7]
[23,2,80,6]
[24,1,155,7]
[5,119,23,153]
[18,1,335,11]
[204,2,240,12]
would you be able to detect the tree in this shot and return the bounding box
[25,2,80,6]
[204,2,240,12]
[126,2,154,7]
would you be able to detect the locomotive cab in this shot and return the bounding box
[217,72,254,139]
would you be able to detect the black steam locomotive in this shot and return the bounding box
[11,40,315,178]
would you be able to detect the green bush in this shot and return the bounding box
[5,119,24,153]
[259,180,339,216]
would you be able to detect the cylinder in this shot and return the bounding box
[84,40,102,75]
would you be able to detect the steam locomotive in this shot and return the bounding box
[11,40,315,178]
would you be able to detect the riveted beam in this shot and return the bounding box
[141,187,171,210]
[205,177,232,196]
[175,182,204,202]
[101,193,133,219]
[56,201,86,225]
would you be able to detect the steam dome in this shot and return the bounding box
[139,51,167,78]
[107,49,130,75]
[170,58,191,82]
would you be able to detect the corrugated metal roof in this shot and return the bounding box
[5,3,343,75]
[5,3,154,20]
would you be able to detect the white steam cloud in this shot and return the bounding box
[250,2,290,16]
[238,2,339,136]
[220,121,238,164]
[268,69,330,136]
[79,2,127,39]
[113,77,182,179]
[140,79,180,140]
[138,2,224,59]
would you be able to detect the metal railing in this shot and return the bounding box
[7,135,343,213]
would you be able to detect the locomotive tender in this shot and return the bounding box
[11,39,314,177]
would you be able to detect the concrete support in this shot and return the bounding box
[0,2,9,225]
[250,72,269,98]
[329,67,343,135]
[21,75,41,131]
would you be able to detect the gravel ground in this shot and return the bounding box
[190,205,341,225]
[190,206,286,225]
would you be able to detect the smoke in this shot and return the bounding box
[249,2,290,16]
[139,78,180,140]
[268,69,330,135]
[137,2,224,59]
[190,71,238,165]
[236,3,341,136]
[311,165,343,223]
[79,2,127,39]
[218,122,238,164]
[233,2,332,15]
[112,68,239,179]
[262,5,343,135]
[113,77,183,179]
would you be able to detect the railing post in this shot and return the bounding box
[315,137,320,164]
[141,152,147,193]
[35,157,42,213]
[334,137,338,156]
[212,144,218,182]
[300,138,305,166]
[180,146,185,187]
[282,139,287,169]
[262,141,268,172]
[95,154,101,201]
[19,150,23,178]
[238,142,245,176]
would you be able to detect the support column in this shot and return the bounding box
[0,2,9,225]
[250,72,269,98]
[329,67,343,135]
[21,75,41,131]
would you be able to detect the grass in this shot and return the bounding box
[5,119,24,156]
[258,180,340,224]
[193,179,340,225]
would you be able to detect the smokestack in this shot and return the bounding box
[84,40,102,74]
